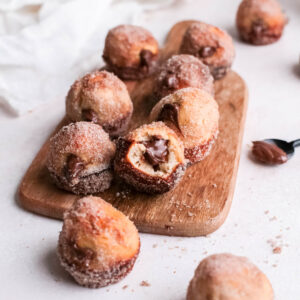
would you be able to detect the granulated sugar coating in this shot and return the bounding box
[180,21,235,79]
[57,196,140,288]
[150,87,219,163]
[103,24,159,69]
[66,70,133,136]
[155,54,214,99]
[187,253,274,300]
[236,0,286,45]
[114,122,186,194]
[47,122,115,178]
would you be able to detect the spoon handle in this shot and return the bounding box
[291,139,300,147]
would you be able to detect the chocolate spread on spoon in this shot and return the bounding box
[65,154,85,180]
[143,136,169,167]
[252,141,288,165]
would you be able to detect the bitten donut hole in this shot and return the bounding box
[127,136,181,178]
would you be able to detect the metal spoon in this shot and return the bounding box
[263,138,300,159]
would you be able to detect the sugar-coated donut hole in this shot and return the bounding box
[236,0,286,45]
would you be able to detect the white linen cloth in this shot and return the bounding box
[0,0,175,115]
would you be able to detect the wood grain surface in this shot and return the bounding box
[18,21,248,236]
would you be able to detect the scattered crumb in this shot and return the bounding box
[269,216,277,221]
[188,174,192,178]
[212,183,217,188]
[187,211,194,217]
[272,264,277,268]
[286,227,290,230]
[152,244,157,248]
[122,285,128,290]
[163,239,167,243]
[264,210,269,214]
[106,289,110,292]
[173,270,176,274]
[116,192,120,197]
[234,223,238,227]
[131,289,134,292]
[187,192,192,197]
[202,251,208,255]
[170,213,176,222]
[165,225,174,230]
[275,235,282,239]
[140,281,150,287]
[264,260,268,264]
[273,246,282,254]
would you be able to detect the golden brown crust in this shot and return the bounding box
[49,169,113,195]
[150,88,219,163]
[187,253,274,300]
[46,122,116,194]
[184,133,218,164]
[114,122,186,194]
[57,196,140,288]
[103,25,159,80]
[179,22,235,79]
[154,54,214,100]
[236,0,286,45]
[66,70,133,137]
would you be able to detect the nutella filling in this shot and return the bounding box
[252,141,288,165]
[199,46,216,58]
[140,49,154,69]
[143,136,169,168]
[212,66,227,79]
[65,154,85,180]
[164,74,178,89]
[82,109,99,124]
[157,103,180,132]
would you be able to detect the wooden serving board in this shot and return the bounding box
[19,21,248,236]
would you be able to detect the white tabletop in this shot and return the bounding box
[1,0,300,299]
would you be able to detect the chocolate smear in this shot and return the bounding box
[157,103,180,132]
[82,109,99,124]
[140,49,154,69]
[252,141,288,165]
[143,136,169,167]
[65,154,85,180]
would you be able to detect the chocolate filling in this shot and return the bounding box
[143,136,169,168]
[65,154,85,181]
[211,66,228,80]
[82,109,99,124]
[157,103,181,132]
[164,73,178,89]
[140,49,155,70]
[252,141,288,165]
[199,46,216,58]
